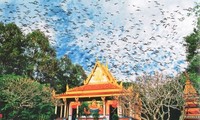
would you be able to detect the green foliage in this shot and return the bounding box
[0,22,87,91]
[185,28,200,62]
[0,74,54,120]
[112,114,119,120]
[0,22,87,120]
[55,56,87,93]
[184,1,200,91]
[187,55,200,92]
[0,23,27,75]
[184,11,200,91]
[0,22,58,83]
[78,102,89,117]
[92,110,99,120]
[188,55,200,73]
[78,101,99,119]
[24,30,59,84]
[193,2,200,17]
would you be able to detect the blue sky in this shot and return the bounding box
[0,0,199,81]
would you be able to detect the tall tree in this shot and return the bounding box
[120,74,184,120]
[184,2,200,91]
[0,23,59,83]
[0,75,54,120]
[24,30,59,85]
[0,22,59,83]
[0,23,27,75]
[0,22,87,91]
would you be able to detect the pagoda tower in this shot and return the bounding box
[183,72,200,120]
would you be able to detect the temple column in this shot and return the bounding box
[60,104,63,118]
[118,97,123,118]
[55,105,57,114]
[63,98,67,118]
[66,103,68,119]
[114,96,119,116]
[117,101,122,117]
[75,97,79,118]
[68,102,72,120]
[101,97,106,117]
[76,105,79,118]
[105,100,110,120]
[54,100,58,116]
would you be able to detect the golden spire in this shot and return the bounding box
[106,60,108,70]
[52,89,56,97]
[96,56,99,62]
[66,84,69,93]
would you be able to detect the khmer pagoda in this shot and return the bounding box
[53,61,141,120]
[183,72,200,120]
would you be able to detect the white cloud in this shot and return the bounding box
[65,0,197,81]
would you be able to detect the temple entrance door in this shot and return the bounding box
[72,108,77,120]
[109,105,117,120]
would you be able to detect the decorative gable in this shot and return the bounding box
[84,61,117,85]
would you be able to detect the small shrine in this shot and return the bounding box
[183,72,200,120]
[53,61,141,120]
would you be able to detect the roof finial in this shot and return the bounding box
[66,84,69,93]
[106,60,108,69]
[52,89,56,97]
[96,56,100,63]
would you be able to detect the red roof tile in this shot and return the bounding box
[68,83,121,92]
[55,83,124,98]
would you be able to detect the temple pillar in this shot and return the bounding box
[101,97,106,117]
[75,97,79,118]
[63,98,67,118]
[105,101,109,120]
[66,103,68,119]
[114,96,119,116]
[54,100,58,115]
[76,105,79,118]
[68,102,72,120]
[60,104,63,118]
[55,100,58,115]
[55,105,57,114]
[118,102,122,117]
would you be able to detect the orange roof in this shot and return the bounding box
[57,91,123,98]
[55,83,123,98]
[68,83,121,92]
